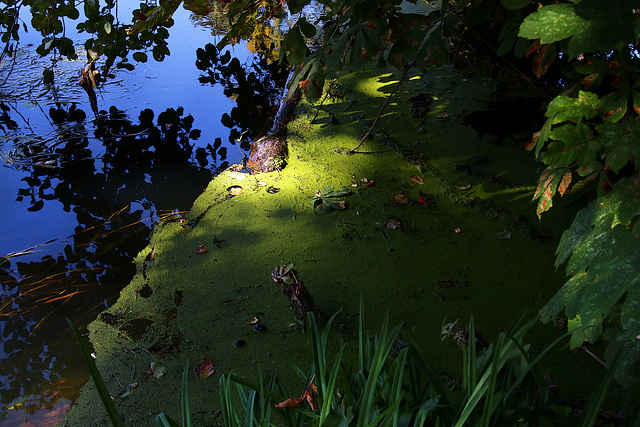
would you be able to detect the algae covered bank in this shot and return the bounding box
[62,65,600,425]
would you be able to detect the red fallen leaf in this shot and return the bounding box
[418,198,428,205]
[196,244,207,254]
[410,175,424,185]
[195,359,216,378]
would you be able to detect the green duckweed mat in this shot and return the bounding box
[61,65,604,426]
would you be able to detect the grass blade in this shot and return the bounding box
[66,318,123,427]
[181,361,191,427]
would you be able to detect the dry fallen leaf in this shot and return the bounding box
[227,185,243,196]
[410,175,424,185]
[228,172,248,180]
[386,219,402,229]
[148,362,166,379]
[195,358,216,378]
[274,382,317,410]
[274,396,305,409]
[393,194,409,205]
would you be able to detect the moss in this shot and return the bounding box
[62,66,602,426]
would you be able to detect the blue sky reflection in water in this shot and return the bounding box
[0,3,285,424]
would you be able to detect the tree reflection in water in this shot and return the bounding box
[0,40,287,424]
[0,103,215,424]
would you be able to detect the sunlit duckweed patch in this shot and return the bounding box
[63,66,603,425]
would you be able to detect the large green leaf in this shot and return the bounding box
[604,322,640,387]
[518,0,635,59]
[388,13,436,69]
[545,91,600,124]
[542,122,595,168]
[282,20,308,65]
[542,176,640,350]
[288,53,324,103]
[555,201,595,268]
[597,121,640,174]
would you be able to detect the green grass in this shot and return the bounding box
[70,309,627,426]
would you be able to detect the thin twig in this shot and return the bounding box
[580,344,607,367]
[350,60,415,153]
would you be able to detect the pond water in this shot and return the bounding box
[0,3,285,425]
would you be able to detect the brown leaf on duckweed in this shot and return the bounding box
[274,396,306,409]
[227,185,243,195]
[147,362,166,379]
[274,382,317,410]
[393,194,409,205]
[196,244,207,254]
[195,358,216,378]
[410,175,424,185]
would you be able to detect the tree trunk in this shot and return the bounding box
[247,88,301,173]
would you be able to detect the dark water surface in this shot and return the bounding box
[0,4,283,424]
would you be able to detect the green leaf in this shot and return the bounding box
[84,0,99,20]
[604,324,640,387]
[323,187,351,198]
[542,122,596,168]
[518,4,578,43]
[545,91,600,124]
[597,122,640,174]
[128,0,182,36]
[298,17,316,37]
[555,201,595,268]
[389,13,435,68]
[288,54,324,103]
[542,178,640,350]
[518,0,635,59]
[283,22,307,65]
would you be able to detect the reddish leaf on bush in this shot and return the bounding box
[558,171,572,196]
[532,43,555,77]
[195,358,216,378]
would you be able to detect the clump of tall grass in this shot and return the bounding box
[70,304,630,426]
[220,304,621,426]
